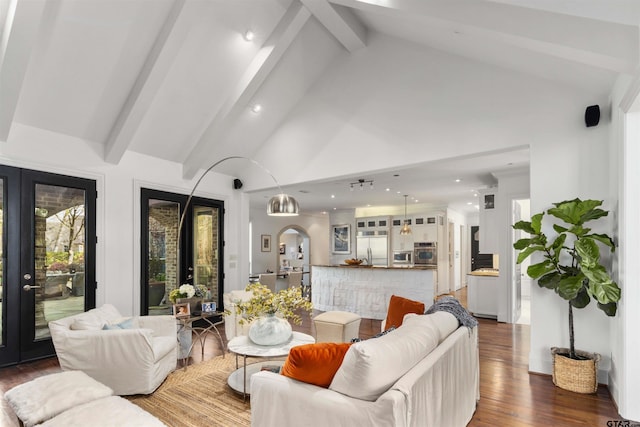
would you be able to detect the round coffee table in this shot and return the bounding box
[227,332,315,400]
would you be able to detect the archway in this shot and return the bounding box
[276,225,310,288]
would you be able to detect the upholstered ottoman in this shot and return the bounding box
[36,396,166,426]
[313,311,361,343]
[4,370,113,427]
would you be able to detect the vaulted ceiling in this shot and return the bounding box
[1,0,638,214]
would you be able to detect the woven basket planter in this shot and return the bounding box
[551,347,600,394]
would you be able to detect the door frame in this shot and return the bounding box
[139,188,225,315]
[0,165,96,366]
[0,165,21,365]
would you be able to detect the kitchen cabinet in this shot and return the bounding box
[356,216,390,235]
[391,216,413,251]
[467,273,499,319]
[412,223,437,242]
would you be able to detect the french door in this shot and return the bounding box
[0,165,96,366]
[140,189,224,316]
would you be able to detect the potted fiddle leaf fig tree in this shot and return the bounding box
[512,198,621,394]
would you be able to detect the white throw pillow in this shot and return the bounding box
[70,318,104,330]
[329,319,439,401]
[402,311,459,343]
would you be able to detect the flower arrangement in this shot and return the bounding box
[236,282,313,325]
[169,284,196,303]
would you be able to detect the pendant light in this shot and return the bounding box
[400,195,412,235]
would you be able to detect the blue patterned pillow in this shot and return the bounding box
[102,318,134,330]
[351,326,395,343]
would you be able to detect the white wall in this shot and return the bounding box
[610,74,640,421]
[492,169,530,323]
[329,210,356,265]
[249,208,330,286]
[528,122,615,383]
[3,123,244,316]
[254,32,617,383]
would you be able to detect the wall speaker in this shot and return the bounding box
[585,105,600,127]
[233,178,243,190]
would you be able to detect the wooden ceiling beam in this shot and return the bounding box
[182,1,311,180]
[0,0,48,143]
[300,0,366,52]
[103,0,187,164]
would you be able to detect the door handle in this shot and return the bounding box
[23,284,41,292]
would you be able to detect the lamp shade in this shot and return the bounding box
[267,193,299,216]
[400,222,412,235]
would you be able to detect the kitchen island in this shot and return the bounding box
[311,265,436,320]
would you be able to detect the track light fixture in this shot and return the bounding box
[349,178,373,191]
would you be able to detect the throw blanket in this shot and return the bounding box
[426,296,478,330]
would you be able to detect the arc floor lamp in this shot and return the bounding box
[176,156,300,283]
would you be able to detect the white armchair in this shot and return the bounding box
[49,304,177,395]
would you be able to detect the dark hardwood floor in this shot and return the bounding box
[0,288,623,426]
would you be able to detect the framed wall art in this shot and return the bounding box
[331,224,351,254]
[261,234,272,252]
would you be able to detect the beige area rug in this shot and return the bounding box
[127,356,251,427]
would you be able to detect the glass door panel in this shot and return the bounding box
[34,184,87,340]
[146,199,180,315]
[192,205,219,303]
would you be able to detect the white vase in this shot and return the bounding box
[249,314,292,346]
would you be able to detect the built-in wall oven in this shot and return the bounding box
[414,242,437,266]
[392,250,412,265]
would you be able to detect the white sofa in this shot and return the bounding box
[251,311,479,427]
[49,304,177,395]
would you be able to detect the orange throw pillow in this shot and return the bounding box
[280,342,352,388]
[384,295,425,330]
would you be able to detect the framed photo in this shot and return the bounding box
[261,234,271,252]
[173,303,190,318]
[279,243,286,255]
[484,194,495,210]
[332,224,351,254]
[201,302,217,313]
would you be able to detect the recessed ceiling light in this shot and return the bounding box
[333,207,337,210]
[467,202,473,205]
[243,30,255,41]
[331,194,335,198]
[455,179,461,183]
[396,191,401,194]
[251,104,262,113]
[473,193,478,197]
[385,188,390,192]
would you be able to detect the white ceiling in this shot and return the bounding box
[1,0,638,215]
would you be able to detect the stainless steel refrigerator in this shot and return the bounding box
[356,235,389,266]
